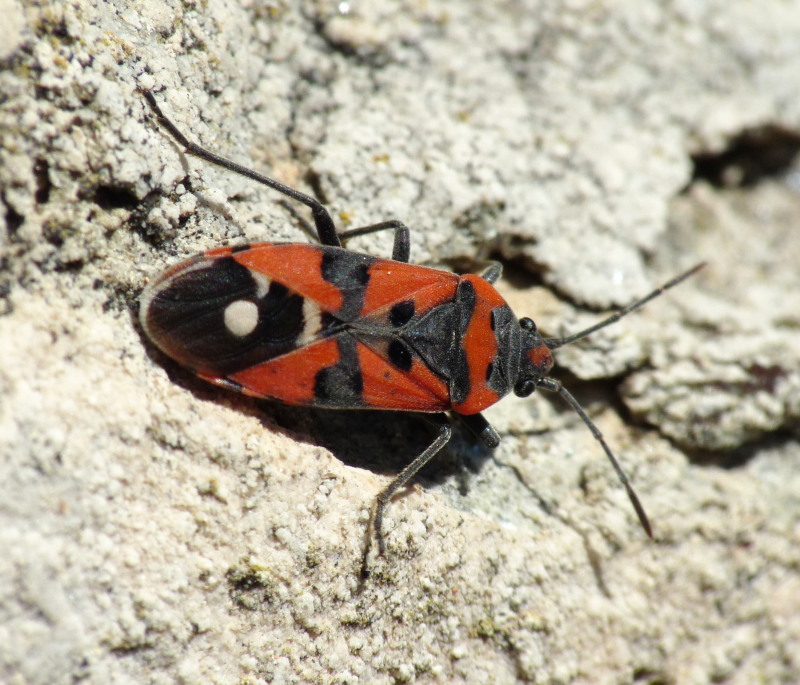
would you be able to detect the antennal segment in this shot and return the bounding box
[545,263,706,351]
[536,377,654,537]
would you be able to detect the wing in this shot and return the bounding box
[224,245,460,410]
[142,242,461,378]
[218,331,451,412]
[232,243,461,324]
[140,245,341,379]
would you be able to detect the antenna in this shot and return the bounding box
[540,263,705,536]
[545,263,705,350]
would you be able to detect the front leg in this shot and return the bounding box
[457,411,501,448]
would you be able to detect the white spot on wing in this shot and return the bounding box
[298,298,323,345]
[224,299,259,337]
[251,271,271,299]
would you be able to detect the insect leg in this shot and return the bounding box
[479,262,503,284]
[457,412,501,448]
[141,89,342,247]
[372,414,452,554]
[338,221,411,262]
[536,377,653,537]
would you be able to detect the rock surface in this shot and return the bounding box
[2,0,799,683]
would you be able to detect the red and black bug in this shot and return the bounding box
[139,90,702,554]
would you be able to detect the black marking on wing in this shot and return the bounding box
[388,339,413,371]
[144,257,319,376]
[320,249,373,320]
[313,334,364,407]
[389,300,415,328]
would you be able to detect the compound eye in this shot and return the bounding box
[519,317,537,333]
[514,378,536,397]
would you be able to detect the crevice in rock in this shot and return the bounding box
[690,124,800,188]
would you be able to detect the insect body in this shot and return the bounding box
[142,243,531,414]
[140,90,702,554]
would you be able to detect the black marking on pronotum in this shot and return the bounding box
[486,304,520,395]
[448,279,477,405]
